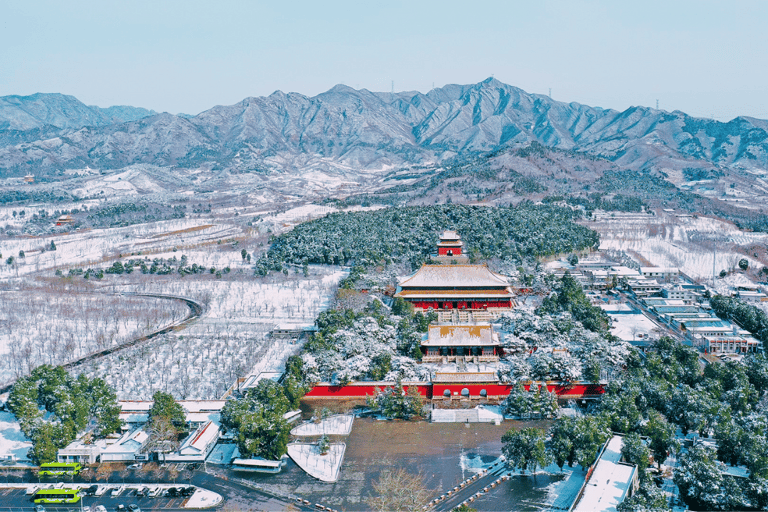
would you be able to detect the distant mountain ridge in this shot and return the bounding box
[0,93,157,131]
[1,78,768,177]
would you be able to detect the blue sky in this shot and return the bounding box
[2,0,766,120]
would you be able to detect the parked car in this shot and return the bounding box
[111,485,125,497]
[94,506,107,512]
[83,484,99,496]
[128,505,141,512]
[166,487,179,497]
[34,506,45,512]
[180,486,196,497]
[116,506,126,512]
[147,486,162,498]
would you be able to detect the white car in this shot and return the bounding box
[95,507,108,512]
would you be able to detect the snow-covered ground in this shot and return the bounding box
[291,415,354,436]
[185,488,223,508]
[74,267,345,399]
[587,211,767,280]
[431,406,503,424]
[0,288,187,386]
[287,442,346,483]
[0,411,31,462]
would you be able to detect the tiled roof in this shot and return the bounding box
[396,288,513,299]
[399,265,509,288]
[440,230,461,241]
[425,324,499,346]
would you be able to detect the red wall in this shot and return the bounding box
[304,381,605,400]
[438,247,462,256]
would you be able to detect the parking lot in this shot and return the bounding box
[0,484,213,511]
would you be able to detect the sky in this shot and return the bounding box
[2,0,767,120]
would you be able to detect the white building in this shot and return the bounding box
[640,267,679,281]
[572,435,639,512]
[100,428,150,462]
[57,439,107,464]
[163,421,220,462]
[662,284,695,303]
[737,290,768,303]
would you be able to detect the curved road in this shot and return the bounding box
[0,293,203,394]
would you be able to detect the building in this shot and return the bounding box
[737,290,768,303]
[572,435,639,512]
[422,324,501,362]
[395,264,515,314]
[55,215,74,226]
[436,230,464,257]
[640,267,679,281]
[100,428,150,462]
[23,174,34,184]
[626,278,661,297]
[701,334,760,354]
[662,284,696,303]
[57,439,106,464]
[164,421,220,462]
[118,400,225,428]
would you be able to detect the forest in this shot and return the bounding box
[253,203,600,274]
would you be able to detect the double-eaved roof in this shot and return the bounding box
[399,264,509,289]
[425,324,499,347]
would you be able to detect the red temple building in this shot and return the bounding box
[437,230,463,257]
[422,324,502,362]
[395,264,515,314]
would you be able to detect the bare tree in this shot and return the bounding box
[365,468,432,512]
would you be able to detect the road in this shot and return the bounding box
[0,466,317,512]
[430,461,509,511]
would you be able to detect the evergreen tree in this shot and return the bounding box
[501,428,550,473]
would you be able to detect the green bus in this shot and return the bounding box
[39,462,82,476]
[31,488,81,504]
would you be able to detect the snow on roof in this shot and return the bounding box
[103,428,148,454]
[119,400,226,413]
[399,265,509,288]
[180,421,219,454]
[396,289,514,299]
[440,230,461,241]
[425,324,499,347]
[599,304,636,314]
[640,267,679,273]
[233,458,282,468]
[573,435,636,512]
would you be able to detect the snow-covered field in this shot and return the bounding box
[73,267,345,399]
[0,286,187,387]
[586,211,768,279]
[287,442,346,483]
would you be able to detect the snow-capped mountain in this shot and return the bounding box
[1,78,768,176]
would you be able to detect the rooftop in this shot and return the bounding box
[425,324,499,347]
[572,435,637,512]
[399,265,509,289]
[432,372,499,383]
[440,230,461,241]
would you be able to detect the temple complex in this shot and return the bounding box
[395,264,515,314]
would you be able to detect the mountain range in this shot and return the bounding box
[2,78,768,179]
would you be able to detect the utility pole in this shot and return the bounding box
[549,88,552,98]
[656,99,659,110]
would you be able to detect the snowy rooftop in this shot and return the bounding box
[425,324,499,347]
[398,265,509,288]
[440,230,461,241]
[119,400,226,413]
[103,428,148,454]
[572,435,637,512]
[396,288,513,299]
[640,267,679,274]
[180,421,219,453]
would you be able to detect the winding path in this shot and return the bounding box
[0,292,203,394]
